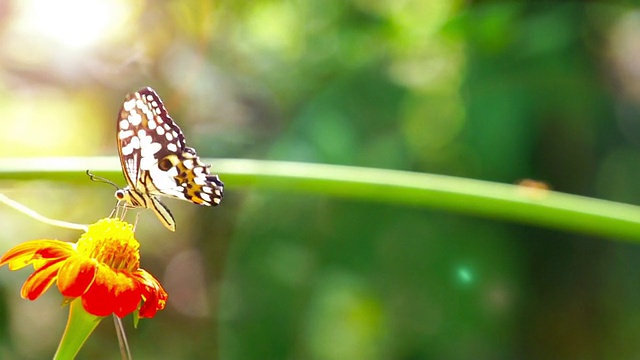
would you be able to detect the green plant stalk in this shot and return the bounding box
[1,157,639,242]
[54,299,103,360]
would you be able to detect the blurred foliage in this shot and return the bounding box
[1,0,640,359]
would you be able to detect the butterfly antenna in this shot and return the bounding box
[86,170,121,190]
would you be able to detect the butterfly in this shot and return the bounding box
[115,87,224,231]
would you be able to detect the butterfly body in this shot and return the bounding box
[116,87,224,231]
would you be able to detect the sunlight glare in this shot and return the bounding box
[14,0,132,50]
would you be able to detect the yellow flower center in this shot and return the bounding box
[75,219,140,272]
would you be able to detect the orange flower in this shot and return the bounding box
[0,219,167,318]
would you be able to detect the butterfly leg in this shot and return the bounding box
[132,211,141,231]
[109,201,120,218]
[110,200,130,222]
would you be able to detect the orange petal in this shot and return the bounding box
[81,266,141,317]
[0,240,73,270]
[112,273,140,318]
[58,256,97,297]
[133,270,167,318]
[21,258,66,300]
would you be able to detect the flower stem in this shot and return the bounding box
[54,299,103,360]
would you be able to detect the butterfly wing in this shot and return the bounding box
[116,87,224,230]
[117,87,186,189]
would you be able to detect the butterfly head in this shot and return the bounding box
[115,188,127,202]
[114,186,177,232]
[114,187,144,208]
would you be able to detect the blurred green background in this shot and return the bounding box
[0,0,639,359]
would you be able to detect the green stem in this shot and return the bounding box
[1,157,640,242]
[54,299,103,360]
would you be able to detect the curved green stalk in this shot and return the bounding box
[54,299,103,360]
[0,157,639,242]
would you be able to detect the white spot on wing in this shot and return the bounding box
[130,136,140,149]
[125,156,139,183]
[183,159,194,169]
[147,166,183,196]
[121,143,134,155]
[129,111,142,126]
[140,138,161,155]
[119,130,134,140]
[124,99,135,111]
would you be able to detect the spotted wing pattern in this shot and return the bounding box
[116,87,224,230]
